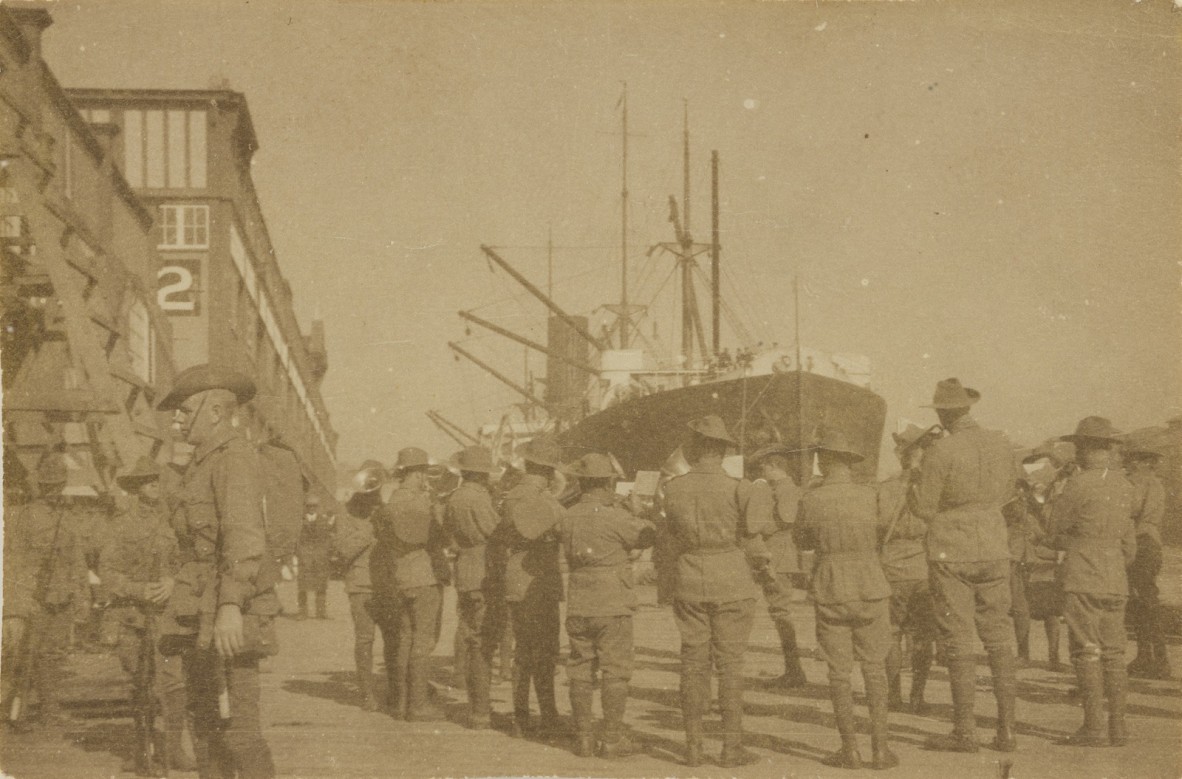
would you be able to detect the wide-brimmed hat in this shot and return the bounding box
[922,378,980,409]
[564,452,617,479]
[661,447,691,479]
[352,459,387,493]
[157,363,256,411]
[687,415,737,445]
[394,447,430,471]
[452,446,496,474]
[892,423,940,451]
[520,436,564,469]
[748,443,797,464]
[35,450,68,484]
[1122,428,1168,459]
[116,456,161,491]
[1060,416,1123,445]
[811,429,865,463]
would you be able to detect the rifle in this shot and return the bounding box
[133,547,168,777]
[8,501,66,730]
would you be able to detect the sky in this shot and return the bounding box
[39,0,1182,473]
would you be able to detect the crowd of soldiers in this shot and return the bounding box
[1,370,1174,776]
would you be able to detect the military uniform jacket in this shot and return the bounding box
[1003,493,1044,564]
[334,497,376,595]
[558,488,656,617]
[296,513,335,564]
[660,461,774,604]
[99,497,181,629]
[751,477,804,574]
[371,485,445,596]
[2,499,86,619]
[1127,470,1165,546]
[497,474,564,604]
[876,473,927,582]
[170,427,278,651]
[796,472,890,605]
[912,416,1015,564]
[444,481,500,593]
[1050,465,1136,596]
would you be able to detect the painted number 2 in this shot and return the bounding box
[157,260,200,315]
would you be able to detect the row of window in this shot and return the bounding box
[80,108,209,191]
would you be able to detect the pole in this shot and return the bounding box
[449,341,560,414]
[480,245,602,351]
[426,412,468,448]
[458,311,600,375]
[794,276,807,484]
[711,150,720,356]
[621,83,630,348]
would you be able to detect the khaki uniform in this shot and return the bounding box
[660,461,773,758]
[371,484,448,718]
[912,414,1017,747]
[1050,463,1137,741]
[751,476,807,681]
[443,480,501,724]
[496,474,564,726]
[333,495,383,705]
[296,513,334,618]
[1,498,87,718]
[169,426,276,779]
[1126,469,1166,672]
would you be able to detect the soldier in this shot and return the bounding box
[1019,449,1067,671]
[876,424,939,714]
[495,437,566,739]
[333,460,386,711]
[100,456,196,772]
[1049,417,1137,746]
[442,446,502,730]
[660,415,774,768]
[1123,434,1170,680]
[371,447,449,722]
[2,449,87,731]
[747,444,808,690]
[558,452,656,758]
[156,364,277,778]
[796,429,897,770]
[296,494,334,620]
[911,378,1018,753]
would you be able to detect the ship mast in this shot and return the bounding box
[620,84,630,348]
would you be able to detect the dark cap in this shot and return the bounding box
[157,363,256,411]
[521,436,563,469]
[394,447,430,471]
[1060,416,1123,445]
[811,428,865,463]
[922,378,980,409]
[452,446,496,474]
[563,452,617,479]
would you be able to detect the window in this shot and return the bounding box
[127,299,155,383]
[158,205,209,249]
[120,109,207,189]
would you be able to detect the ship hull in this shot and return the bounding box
[558,371,887,483]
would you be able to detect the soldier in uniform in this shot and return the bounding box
[558,452,656,758]
[442,446,502,730]
[1049,417,1137,746]
[747,444,808,689]
[156,364,277,778]
[333,460,386,711]
[911,378,1018,753]
[295,494,334,620]
[796,429,897,770]
[876,424,939,714]
[371,447,449,722]
[495,437,566,739]
[2,450,87,730]
[1123,434,1170,680]
[100,456,196,772]
[660,415,774,768]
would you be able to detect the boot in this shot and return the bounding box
[680,670,708,767]
[1105,663,1128,747]
[162,688,197,771]
[1127,643,1153,678]
[865,667,899,770]
[407,657,446,722]
[453,629,469,690]
[356,644,378,711]
[910,641,933,715]
[1061,660,1105,746]
[717,673,758,767]
[773,619,807,689]
[1047,619,1065,672]
[926,658,978,753]
[535,660,564,736]
[885,640,905,711]
[387,669,407,721]
[598,679,634,759]
[569,680,595,757]
[511,660,532,737]
[988,649,1017,752]
[821,682,863,769]
[467,650,493,729]
[1150,637,1172,681]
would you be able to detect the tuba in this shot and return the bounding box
[351,460,387,494]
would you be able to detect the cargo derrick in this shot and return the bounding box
[1,6,175,500]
